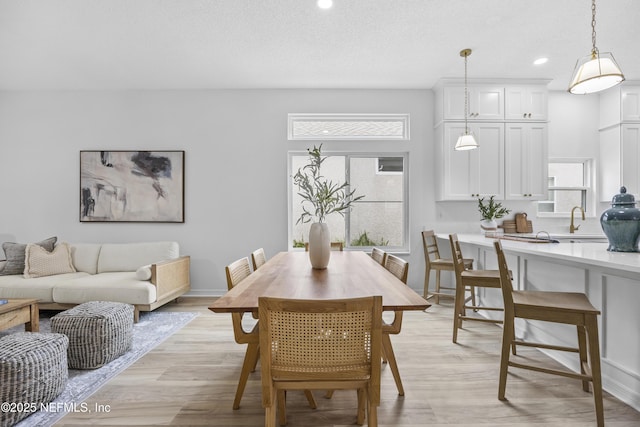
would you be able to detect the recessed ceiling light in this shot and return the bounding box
[317,0,333,9]
[533,57,549,65]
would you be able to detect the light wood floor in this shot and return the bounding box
[56,297,640,426]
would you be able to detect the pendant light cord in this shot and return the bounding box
[464,51,469,134]
[591,0,598,57]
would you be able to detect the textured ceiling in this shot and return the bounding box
[0,0,637,91]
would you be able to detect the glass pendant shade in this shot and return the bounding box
[455,132,479,151]
[568,51,625,94]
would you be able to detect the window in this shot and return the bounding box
[288,114,410,140]
[289,152,408,251]
[537,159,593,216]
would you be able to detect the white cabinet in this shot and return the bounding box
[505,86,548,121]
[599,124,640,201]
[622,124,640,198]
[434,79,549,202]
[622,86,640,122]
[437,122,504,200]
[599,125,622,202]
[505,123,548,200]
[598,83,640,201]
[442,85,504,121]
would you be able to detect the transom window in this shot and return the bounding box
[537,158,593,216]
[289,152,408,251]
[288,114,410,140]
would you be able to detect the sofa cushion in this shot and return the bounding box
[24,242,76,278]
[135,264,152,281]
[0,272,91,303]
[69,243,102,274]
[52,272,157,305]
[0,237,57,276]
[97,242,179,273]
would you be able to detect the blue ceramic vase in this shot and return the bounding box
[600,186,640,252]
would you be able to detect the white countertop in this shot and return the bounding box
[438,233,640,274]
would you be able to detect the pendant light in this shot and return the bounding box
[455,49,479,151]
[568,0,624,94]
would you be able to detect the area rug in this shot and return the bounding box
[1,310,198,427]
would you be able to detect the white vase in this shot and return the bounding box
[480,219,498,232]
[308,222,331,269]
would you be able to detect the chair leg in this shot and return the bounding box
[382,333,405,396]
[356,388,365,425]
[367,393,378,427]
[423,266,431,300]
[233,341,259,410]
[265,389,277,427]
[577,324,590,392]
[470,285,477,311]
[452,280,464,343]
[498,313,514,401]
[304,390,317,409]
[586,315,605,427]
[277,390,287,426]
[381,338,388,363]
[434,270,441,304]
[324,390,334,399]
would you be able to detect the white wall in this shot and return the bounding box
[0,88,603,296]
[0,89,433,295]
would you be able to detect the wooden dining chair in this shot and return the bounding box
[449,234,504,343]
[304,242,344,251]
[259,296,382,427]
[381,253,409,396]
[251,248,267,270]
[225,257,317,414]
[422,230,474,304]
[324,251,403,400]
[493,240,604,427]
[225,257,259,410]
[370,247,387,266]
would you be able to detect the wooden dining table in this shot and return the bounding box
[209,251,431,314]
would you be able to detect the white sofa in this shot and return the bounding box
[0,241,190,321]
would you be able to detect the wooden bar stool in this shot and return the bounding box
[449,234,504,343]
[422,230,474,304]
[493,240,604,427]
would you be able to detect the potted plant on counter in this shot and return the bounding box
[478,196,510,233]
[293,144,364,269]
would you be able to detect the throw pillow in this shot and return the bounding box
[0,236,57,276]
[23,242,76,278]
[135,264,152,281]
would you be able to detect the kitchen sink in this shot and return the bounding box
[546,233,608,243]
[502,233,608,243]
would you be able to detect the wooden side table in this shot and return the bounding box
[0,299,39,332]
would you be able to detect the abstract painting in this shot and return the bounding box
[80,151,185,222]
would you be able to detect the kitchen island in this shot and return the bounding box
[437,233,640,411]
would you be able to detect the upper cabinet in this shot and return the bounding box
[622,86,640,122]
[504,86,548,121]
[598,83,640,201]
[435,122,505,201]
[434,79,549,125]
[504,123,548,200]
[434,79,549,201]
[442,85,504,121]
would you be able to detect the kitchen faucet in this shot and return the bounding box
[570,206,585,233]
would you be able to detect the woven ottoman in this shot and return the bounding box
[51,301,134,369]
[0,332,69,427]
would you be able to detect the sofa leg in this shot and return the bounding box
[133,307,140,323]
